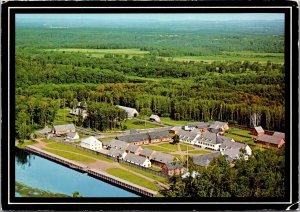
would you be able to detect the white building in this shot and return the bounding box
[116,105,139,118]
[80,136,102,151]
[177,129,200,145]
[65,132,80,142]
[195,132,233,151]
[124,153,152,168]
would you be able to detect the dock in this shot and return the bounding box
[25,145,157,197]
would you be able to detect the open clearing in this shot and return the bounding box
[124,119,160,129]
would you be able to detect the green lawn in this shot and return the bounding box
[45,142,113,163]
[224,133,250,142]
[228,128,253,138]
[78,133,90,139]
[106,168,161,191]
[41,138,55,143]
[53,108,74,125]
[124,119,160,129]
[159,117,190,126]
[42,148,96,163]
[158,143,179,151]
[100,137,116,141]
[141,145,173,154]
[16,140,37,149]
[149,165,162,172]
[120,164,168,184]
[179,143,195,151]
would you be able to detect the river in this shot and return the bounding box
[15,148,139,197]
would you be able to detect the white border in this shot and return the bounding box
[7,6,293,205]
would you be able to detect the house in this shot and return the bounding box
[116,133,150,145]
[80,136,102,151]
[162,162,186,176]
[148,131,171,143]
[177,129,200,145]
[116,105,139,118]
[251,126,264,136]
[126,144,143,155]
[107,149,127,159]
[65,132,80,141]
[169,126,181,134]
[220,140,252,156]
[195,132,233,151]
[149,114,161,123]
[256,134,285,148]
[188,122,210,132]
[150,152,175,168]
[52,124,76,136]
[221,148,247,162]
[139,148,156,159]
[191,152,221,167]
[273,132,285,140]
[208,121,229,135]
[70,102,88,119]
[124,153,152,168]
[102,139,129,150]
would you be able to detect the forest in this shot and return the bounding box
[15,20,285,140]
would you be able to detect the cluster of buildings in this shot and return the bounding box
[251,126,285,148]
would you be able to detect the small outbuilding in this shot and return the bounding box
[116,105,139,119]
[251,126,265,136]
[66,132,80,141]
[124,153,152,168]
[149,114,161,123]
[162,162,186,176]
[256,134,285,148]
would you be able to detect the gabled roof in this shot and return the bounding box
[254,126,264,133]
[187,122,210,129]
[221,148,241,162]
[81,136,101,145]
[103,139,129,150]
[149,114,160,120]
[139,148,156,158]
[107,149,126,158]
[148,130,170,140]
[151,152,175,164]
[177,129,199,141]
[116,105,138,117]
[273,132,285,140]
[66,132,78,138]
[53,124,75,132]
[196,132,229,144]
[209,121,228,130]
[220,140,247,150]
[124,153,149,165]
[192,152,221,167]
[166,162,184,170]
[256,134,284,145]
[127,144,142,153]
[116,133,149,143]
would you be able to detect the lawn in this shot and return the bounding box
[42,148,96,163]
[141,145,173,154]
[159,117,190,126]
[158,143,179,151]
[53,108,74,125]
[120,163,168,184]
[228,128,253,138]
[124,119,160,129]
[149,165,162,172]
[41,138,55,143]
[224,133,250,142]
[179,143,195,151]
[16,182,69,197]
[99,137,116,141]
[106,168,161,192]
[45,142,113,163]
[16,140,37,149]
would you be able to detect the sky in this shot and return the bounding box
[16,13,284,23]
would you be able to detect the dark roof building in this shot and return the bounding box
[148,130,170,140]
[151,152,175,164]
[126,144,143,154]
[139,148,156,159]
[116,133,149,144]
[191,152,221,167]
[103,139,129,150]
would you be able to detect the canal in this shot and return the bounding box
[15,148,139,197]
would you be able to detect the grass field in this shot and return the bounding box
[16,140,37,149]
[53,108,73,125]
[41,139,55,143]
[45,142,113,163]
[42,148,96,163]
[141,145,173,154]
[179,143,196,152]
[106,168,161,192]
[124,119,160,129]
[224,133,249,142]
[16,182,69,197]
[159,117,190,126]
[228,128,253,138]
[100,137,116,141]
[158,143,179,151]
[120,163,168,184]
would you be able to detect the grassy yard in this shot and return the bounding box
[141,145,173,154]
[179,143,195,152]
[106,168,161,192]
[41,138,55,143]
[228,128,253,138]
[16,140,37,149]
[224,133,250,142]
[158,143,179,151]
[45,142,113,163]
[159,117,190,126]
[42,148,96,163]
[100,137,116,142]
[53,108,74,125]
[124,119,160,129]
[149,165,162,172]
[120,163,168,184]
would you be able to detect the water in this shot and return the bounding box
[15,148,139,197]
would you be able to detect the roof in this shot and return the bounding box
[107,149,126,158]
[187,122,210,129]
[149,114,160,120]
[220,140,247,150]
[170,126,181,131]
[192,152,221,166]
[151,152,175,164]
[166,162,184,170]
[81,136,101,145]
[254,126,264,133]
[221,148,241,161]
[38,126,52,134]
[148,130,170,140]
[53,124,75,132]
[127,144,142,153]
[196,132,230,144]
[103,139,129,150]
[116,105,138,117]
[66,132,78,138]
[177,129,199,141]
[124,153,149,164]
[273,132,285,139]
[209,121,228,130]
[256,134,284,145]
[116,133,149,143]
[139,148,156,158]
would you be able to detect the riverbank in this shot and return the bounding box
[16,182,70,197]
